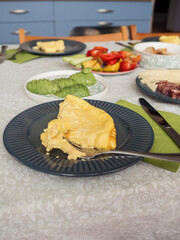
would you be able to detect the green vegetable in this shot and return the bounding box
[54,84,90,98]
[69,70,97,86]
[62,54,86,63]
[75,63,83,68]
[26,79,59,95]
[52,78,74,89]
[70,56,93,66]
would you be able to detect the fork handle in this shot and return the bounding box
[94,150,180,163]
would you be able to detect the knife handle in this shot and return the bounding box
[162,126,180,148]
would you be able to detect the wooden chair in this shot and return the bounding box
[129,24,180,40]
[19,26,129,44]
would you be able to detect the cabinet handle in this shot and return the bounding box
[97,9,113,13]
[96,22,113,26]
[9,9,29,14]
[12,30,30,35]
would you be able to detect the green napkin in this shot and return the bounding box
[6,48,43,63]
[116,100,180,172]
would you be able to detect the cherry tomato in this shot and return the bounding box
[117,51,133,59]
[130,61,137,69]
[93,46,108,52]
[119,60,131,71]
[86,46,108,57]
[130,55,141,63]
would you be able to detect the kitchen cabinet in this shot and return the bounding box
[0,0,155,44]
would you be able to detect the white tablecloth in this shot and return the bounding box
[0,42,180,240]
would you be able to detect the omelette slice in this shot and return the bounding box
[41,94,116,160]
[33,40,65,53]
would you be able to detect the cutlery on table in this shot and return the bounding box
[0,45,8,63]
[66,140,180,163]
[8,47,22,60]
[115,42,134,51]
[139,98,180,148]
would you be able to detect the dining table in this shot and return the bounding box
[0,41,180,240]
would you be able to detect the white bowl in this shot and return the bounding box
[134,42,180,69]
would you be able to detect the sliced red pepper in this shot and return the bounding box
[99,53,117,62]
[104,58,118,65]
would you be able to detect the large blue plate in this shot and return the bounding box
[20,39,86,56]
[136,77,180,104]
[3,100,154,177]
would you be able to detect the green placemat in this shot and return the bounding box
[6,48,43,63]
[116,100,180,172]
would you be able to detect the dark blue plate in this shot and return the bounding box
[20,39,86,56]
[141,37,160,42]
[136,77,180,104]
[3,100,154,177]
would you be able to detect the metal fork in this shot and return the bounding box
[8,48,22,60]
[67,140,180,163]
[81,149,180,162]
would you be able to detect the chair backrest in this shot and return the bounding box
[129,24,180,40]
[19,26,129,44]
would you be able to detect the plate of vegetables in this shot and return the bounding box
[25,69,109,103]
[62,46,141,76]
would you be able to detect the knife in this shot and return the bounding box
[0,45,7,63]
[115,42,134,51]
[139,98,180,148]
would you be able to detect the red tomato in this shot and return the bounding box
[104,58,118,65]
[86,46,108,57]
[86,49,100,57]
[130,61,137,69]
[93,46,108,52]
[99,53,117,62]
[119,60,131,71]
[131,55,141,63]
[117,51,133,59]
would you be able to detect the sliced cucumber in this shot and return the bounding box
[62,54,86,63]
[70,56,92,66]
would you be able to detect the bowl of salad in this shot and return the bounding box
[134,42,180,69]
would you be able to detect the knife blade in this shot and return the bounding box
[139,98,180,148]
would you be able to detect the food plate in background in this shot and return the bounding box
[25,70,109,103]
[3,100,154,177]
[70,64,140,76]
[141,37,160,42]
[20,39,86,56]
[136,77,180,104]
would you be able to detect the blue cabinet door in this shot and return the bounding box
[0,22,54,44]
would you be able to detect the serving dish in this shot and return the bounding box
[25,70,109,103]
[136,77,180,104]
[134,42,180,69]
[20,39,86,56]
[3,100,154,177]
